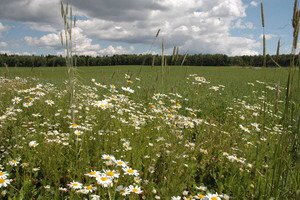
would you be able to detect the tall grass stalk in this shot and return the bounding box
[61,1,77,124]
[181,51,188,76]
[4,63,9,78]
[261,0,267,67]
[151,55,156,68]
[276,38,281,59]
[175,47,179,64]
[171,46,176,65]
[161,38,165,85]
[139,29,161,75]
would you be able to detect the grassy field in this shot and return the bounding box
[0,66,299,199]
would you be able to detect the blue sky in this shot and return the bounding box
[0,0,296,56]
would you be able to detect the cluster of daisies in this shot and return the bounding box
[66,154,142,197]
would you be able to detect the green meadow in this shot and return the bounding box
[0,66,298,199]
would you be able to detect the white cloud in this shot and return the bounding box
[250,1,259,7]
[0,0,60,24]
[26,22,57,32]
[0,50,34,55]
[0,50,11,54]
[75,0,257,55]
[260,34,276,40]
[233,19,255,29]
[2,0,259,55]
[182,34,259,56]
[0,41,8,47]
[98,45,134,56]
[0,23,9,33]
[25,27,133,56]
[25,34,60,48]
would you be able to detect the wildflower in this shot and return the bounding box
[8,159,20,166]
[220,194,230,200]
[195,186,207,191]
[194,76,209,84]
[45,100,55,106]
[74,130,83,136]
[148,166,155,173]
[12,97,22,104]
[69,123,79,129]
[121,87,135,93]
[44,185,51,190]
[96,175,113,187]
[68,181,83,190]
[0,171,8,179]
[251,123,261,132]
[29,141,39,148]
[116,185,130,196]
[102,154,115,161]
[171,196,181,200]
[205,193,221,200]
[59,187,68,192]
[77,185,96,194]
[128,185,142,194]
[93,99,113,110]
[23,102,33,107]
[21,163,29,168]
[135,177,142,184]
[114,159,128,167]
[0,177,12,188]
[85,170,100,178]
[32,168,40,172]
[194,194,205,199]
[239,125,250,133]
[104,169,119,179]
[90,195,101,200]
[209,86,220,91]
[123,167,139,176]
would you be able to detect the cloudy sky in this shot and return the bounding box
[0,0,295,56]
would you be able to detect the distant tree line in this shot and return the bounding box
[0,53,294,67]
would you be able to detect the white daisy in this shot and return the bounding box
[68,181,83,190]
[96,175,113,187]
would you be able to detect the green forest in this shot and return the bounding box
[0,53,293,67]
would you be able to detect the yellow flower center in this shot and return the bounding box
[0,178,5,184]
[88,171,96,175]
[117,161,124,165]
[12,160,17,163]
[132,188,138,193]
[86,185,93,190]
[72,183,79,187]
[211,197,218,200]
[106,171,115,177]
[197,194,205,198]
[71,124,78,128]
[127,169,134,174]
[101,177,108,181]
[0,172,4,176]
